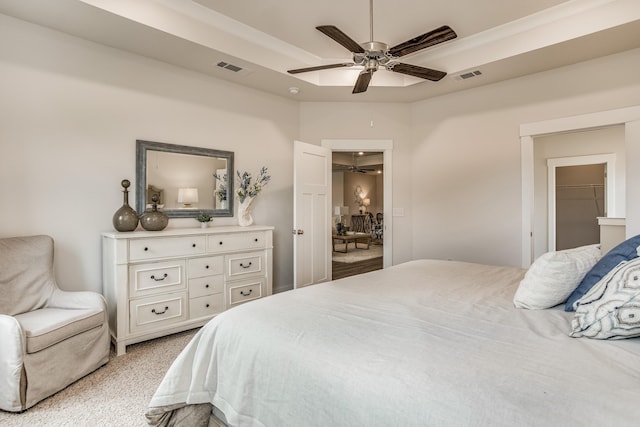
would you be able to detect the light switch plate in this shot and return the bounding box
[392,208,405,217]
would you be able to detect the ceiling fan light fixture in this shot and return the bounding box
[287,0,456,94]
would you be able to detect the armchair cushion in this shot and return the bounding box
[15,308,105,353]
[0,235,56,316]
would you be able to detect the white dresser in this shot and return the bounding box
[102,226,273,355]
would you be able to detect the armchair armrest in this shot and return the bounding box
[48,289,107,312]
[0,315,26,412]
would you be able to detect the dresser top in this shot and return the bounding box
[102,225,274,239]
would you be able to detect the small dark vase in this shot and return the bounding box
[140,194,169,231]
[112,179,139,232]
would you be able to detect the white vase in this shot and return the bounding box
[238,196,255,227]
[200,222,209,229]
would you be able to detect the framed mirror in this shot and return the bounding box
[136,140,234,218]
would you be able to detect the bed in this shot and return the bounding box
[145,257,640,427]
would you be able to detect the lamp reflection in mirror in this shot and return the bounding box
[178,188,199,208]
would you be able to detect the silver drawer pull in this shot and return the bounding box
[239,262,252,269]
[150,273,168,281]
[151,306,169,315]
[240,289,253,296]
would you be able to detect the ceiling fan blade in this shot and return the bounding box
[388,25,457,57]
[316,25,365,53]
[390,63,446,81]
[352,71,373,94]
[288,63,354,74]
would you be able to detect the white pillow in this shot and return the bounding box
[570,257,640,339]
[513,244,601,309]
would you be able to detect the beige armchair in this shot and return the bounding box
[0,235,110,412]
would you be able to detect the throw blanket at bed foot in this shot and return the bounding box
[146,259,640,427]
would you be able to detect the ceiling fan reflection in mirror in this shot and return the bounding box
[287,0,457,94]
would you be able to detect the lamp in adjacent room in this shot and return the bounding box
[334,206,349,223]
[177,188,199,208]
[334,206,349,235]
[360,198,370,214]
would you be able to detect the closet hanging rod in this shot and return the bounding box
[555,184,604,189]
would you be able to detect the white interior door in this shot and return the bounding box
[293,140,331,288]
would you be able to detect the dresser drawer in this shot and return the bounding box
[129,260,186,298]
[189,275,224,299]
[188,256,224,278]
[189,294,224,319]
[129,236,206,261]
[226,252,264,279]
[227,279,263,307]
[207,232,267,254]
[129,292,187,333]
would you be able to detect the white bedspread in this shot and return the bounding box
[147,260,640,426]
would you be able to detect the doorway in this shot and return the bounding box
[520,106,636,267]
[322,139,393,278]
[547,153,616,252]
[331,152,384,279]
[553,164,605,250]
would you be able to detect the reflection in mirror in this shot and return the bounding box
[136,140,234,218]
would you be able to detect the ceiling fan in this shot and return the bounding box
[287,0,457,94]
[334,153,375,174]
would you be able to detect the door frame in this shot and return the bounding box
[547,154,615,251]
[520,105,640,267]
[321,139,393,268]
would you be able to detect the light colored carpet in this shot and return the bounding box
[0,329,197,427]
[332,242,383,263]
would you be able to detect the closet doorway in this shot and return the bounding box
[547,154,615,251]
[520,108,634,267]
[553,164,605,250]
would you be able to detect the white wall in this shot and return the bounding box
[626,119,640,235]
[0,14,298,293]
[331,171,345,212]
[410,49,640,267]
[2,12,639,295]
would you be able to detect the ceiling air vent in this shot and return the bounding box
[215,61,254,76]
[454,70,482,81]
[217,61,243,72]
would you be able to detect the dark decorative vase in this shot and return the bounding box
[140,194,169,231]
[112,179,139,232]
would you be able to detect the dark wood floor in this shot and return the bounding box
[332,257,383,280]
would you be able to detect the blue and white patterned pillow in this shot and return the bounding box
[570,257,640,339]
[565,234,640,311]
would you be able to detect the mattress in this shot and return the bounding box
[146,259,640,426]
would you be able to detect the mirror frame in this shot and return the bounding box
[135,140,234,218]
